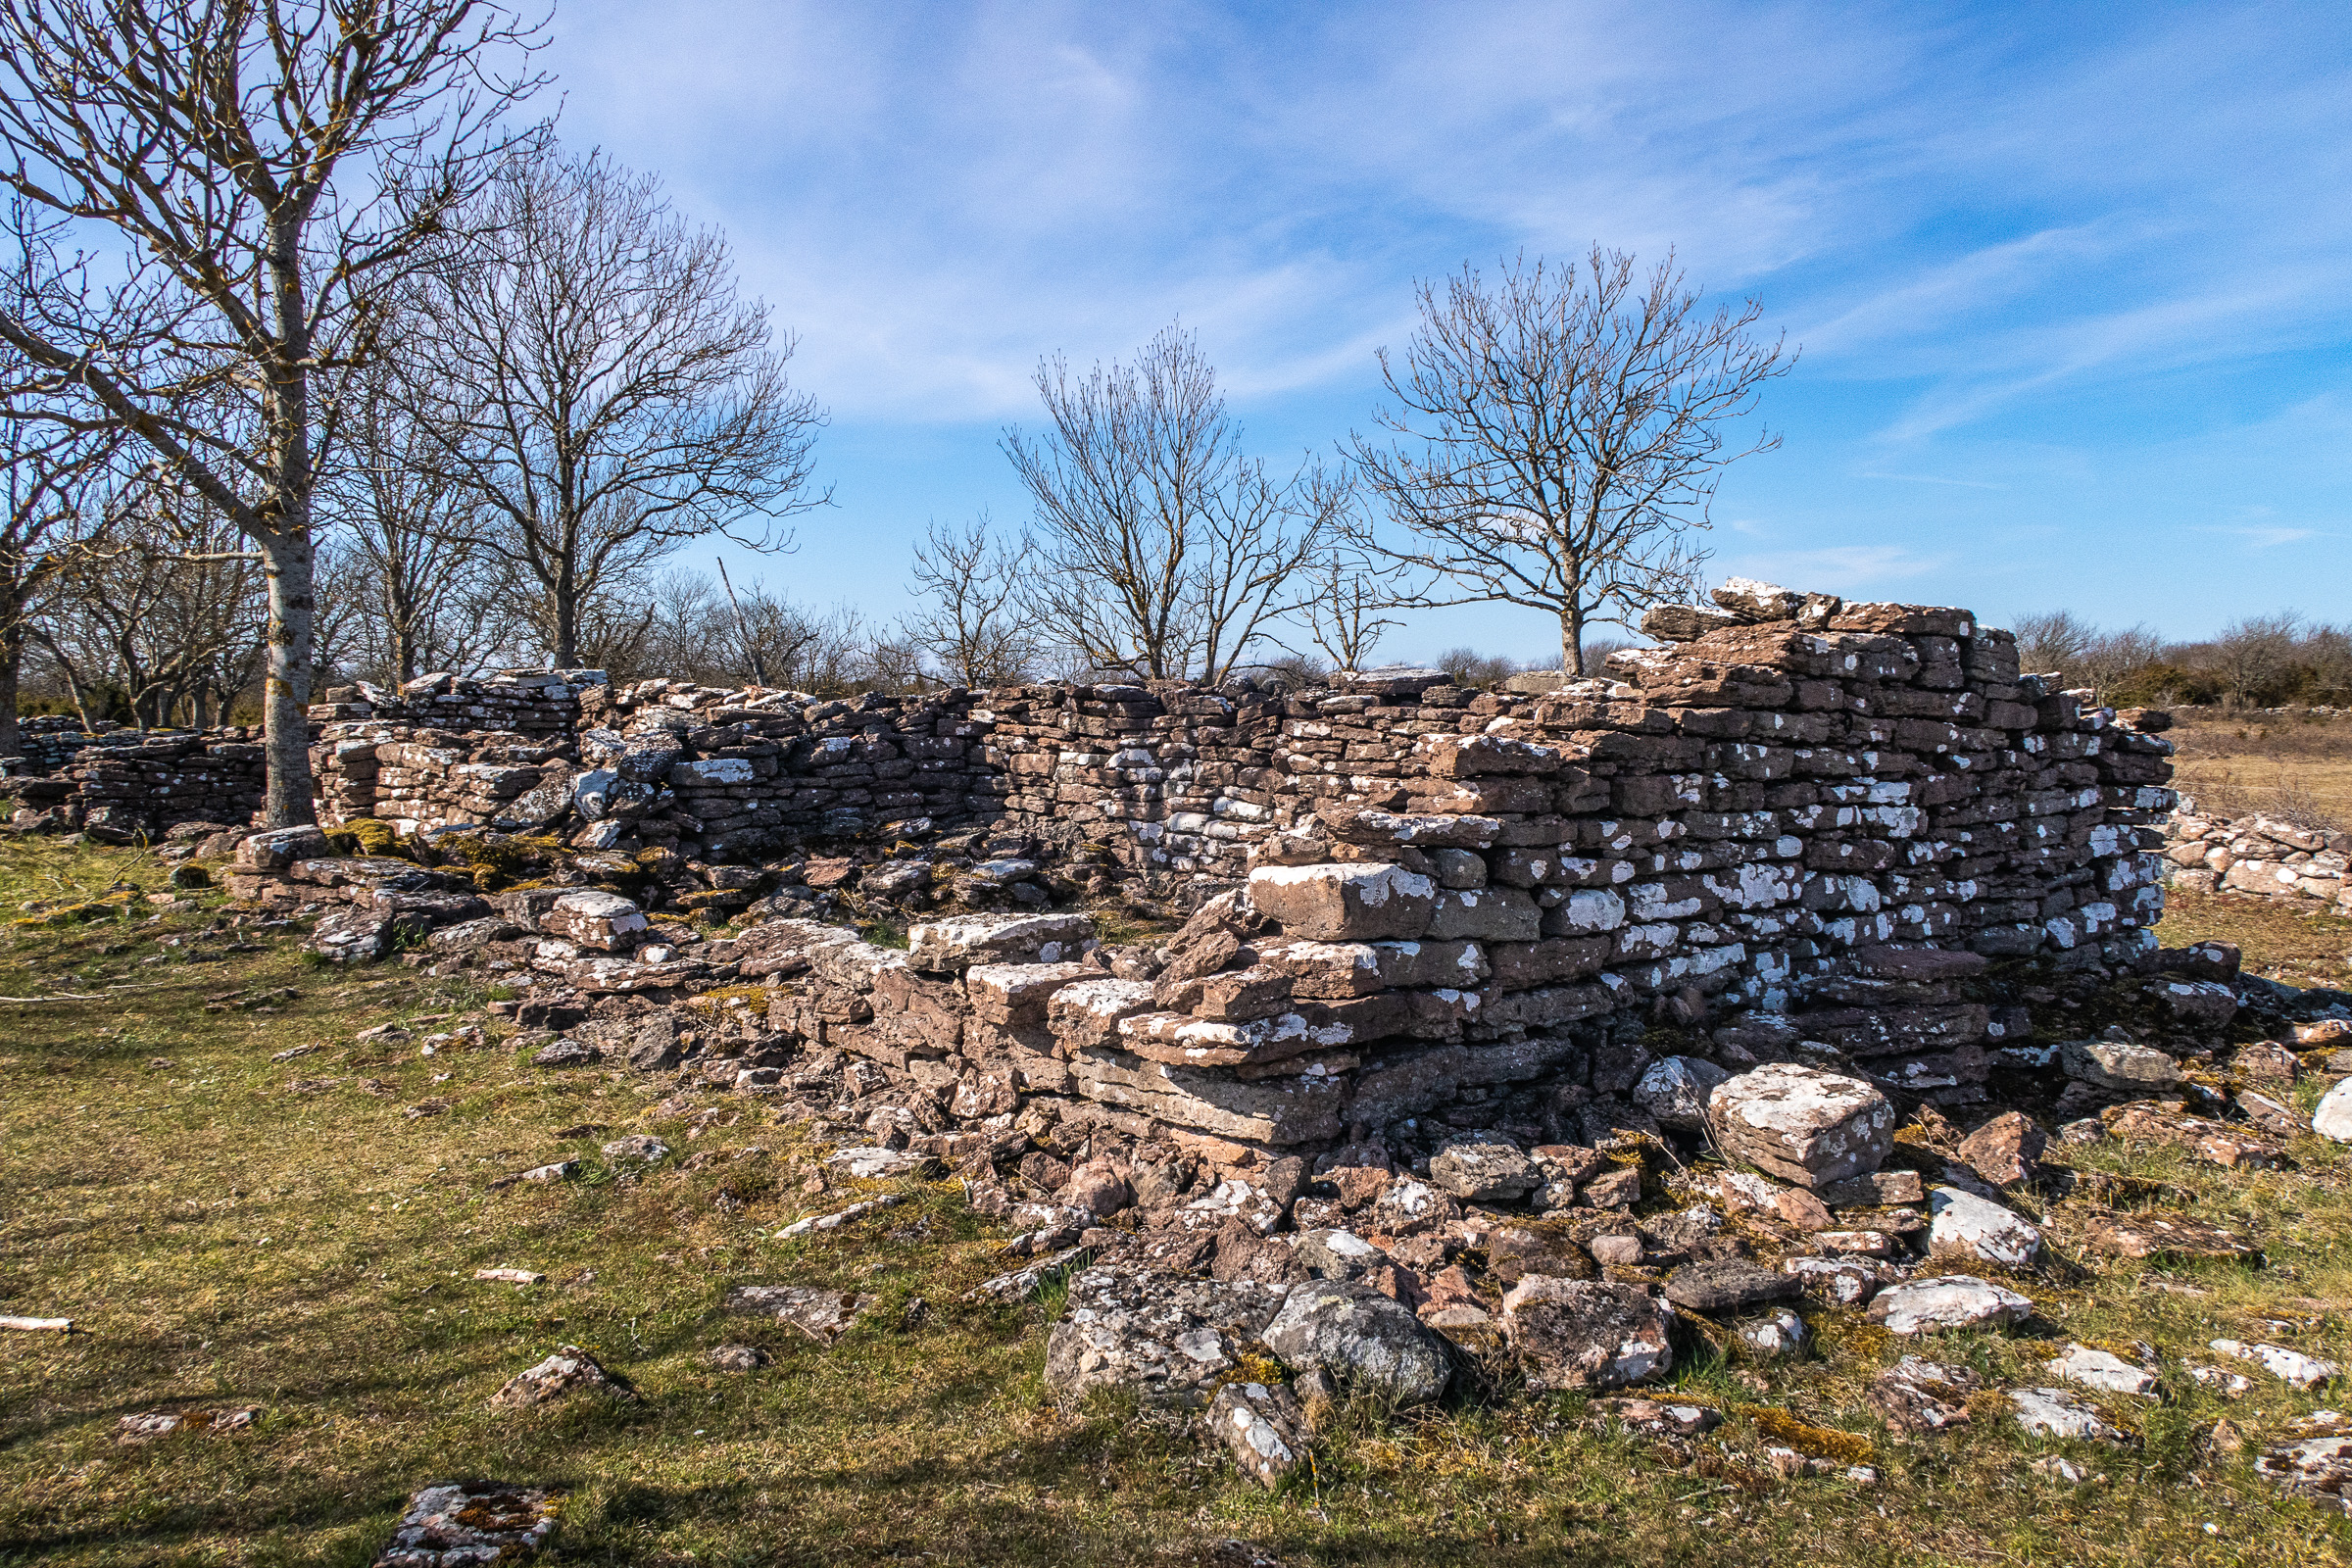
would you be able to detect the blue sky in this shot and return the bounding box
[542,0,2352,665]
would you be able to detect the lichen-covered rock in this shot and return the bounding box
[542,890,646,953]
[724,1285,877,1345]
[1263,1279,1451,1404]
[1662,1260,1802,1316]
[1247,862,1436,942]
[1044,1266,1287,1409]
[2314,1078,2352,1143]
[1705,1064,1894,1189]
[490,1345,631,1408]
[372,1480,561,1567]
[1867,1275,2032,1336]
[2011,1387,2117,1441]
[2057,1038,2180,1093]
[909,912,1094,972]
[1206,1380,1312,1490]
[1635,1055,1730,1130]
[1955,1111,2046,1186]
[1927,1186,2042,1270]
[1867,1356,1982,1432]
[1429,1132,1537,1201]
[1502,1277,1673,1392]
[2046,1343,2156,1396]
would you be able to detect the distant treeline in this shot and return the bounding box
[2014,612,2352,710]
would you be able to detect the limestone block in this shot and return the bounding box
[1247,862,1435,941]
[1705,1064,1894,1189]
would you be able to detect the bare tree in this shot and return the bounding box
[2210,613,2303,710]
[1349,249,1792,673]
[0,201,122,756]
[0,0,547,823]
[904,515,1041,688]
[2013,610,2093,678]
[322,364,515,684]
[1004,325,1346,683]
[1295,544,1408,673]
[401,143,828,667]
[34,473,267,729]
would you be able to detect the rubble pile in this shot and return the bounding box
[2163,795,2352,912]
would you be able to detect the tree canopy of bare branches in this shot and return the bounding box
[1349,249,1792,673]
[399,143,828,668]
[904,516,1041,688]
[0,0,547,822]
[1004,325,1347,684]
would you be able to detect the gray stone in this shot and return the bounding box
[2314,1078,2352,1142]
[1263,1279,1452,1404]
[1927,1187,2042,1270]
[2057,1038,2180,1093]
[1867,1356,1981,1433]
[2045,1343,2156,1396]
[372,1481,560,1567]
[530,1039,602,1069]
[1662,1260,1802,1316]
[709,1344,770,1371]
[1430,1133,1537,1201]
[1737,1308,1808,1360]
[1634,1054,1730,1130]
[1205,1380,1312,1490]
[1706,1064,1894,1189]
[489,1345,632,1408]
[600,1135,670,1165]
[2011,1387,2117,1441]
[1044,1266,1287,1408]
[1868,1275,2032,1336]
[1501,1276,1674,1392]
[724,1285,876,1345]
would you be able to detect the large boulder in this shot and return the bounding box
[1705,1064,1894,1189]
[1044,1266,1287,1409]
[1263,1279,1451,1404]
[1501,1277,1674,1392]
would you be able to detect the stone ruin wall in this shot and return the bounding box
[203,583,2182,1168]
[2161,795,2352,913]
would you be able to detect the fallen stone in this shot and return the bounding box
[2258,1423,2352,1515]
[968,1246,1090,1303]
[908,912,1094,972]
[1044,1266,1287,1408]
[371,1480,560,1567]
[1783,1256,1896,1307]
[2104,1103,2285,1169]
[600,1135,670,1165]
[1867,1356,1982,1432]
[1867,1275,2032,1336]
[1206,1380,1312,1490]
[1662,1260,1801,1316]
[473,1268,546,1286]
[1955,1111,2046,1186]
[1927,1186,2042,1270]
[2209,1339,2339,1389]
[2058,1038,2180,1093]
[776,1194,906,1238]
[709,1344,769,1371]
[0,1314,72,1332]
[116,1406,261,1445]
[2188,1364,2254,1398]
[1430,1132,1537,1201]
[1633,1054,1730,1130]
[2080,1212,2253,1261]
[529,1040,601,1069]
[2151,977,2238,1028]
[1737,1308,1808,1360]
[2315,1079,2352,1142]
[1501,1276,1674,1392]
[1774,1187,1835,1231]
[1705,1064,1894,1189]
[1589,1396,1722,1437]
[824,1147,941,1180]
[1263,1278,1452,1404]
[490,1345,631,1408]
[2011,1387,2117,1441]
[2232,1040,2301,1082]
[2046,1343,2157,1396]
[1818,1169,1925,1208]
[543,891,647,952]
[724,1285,877,1345]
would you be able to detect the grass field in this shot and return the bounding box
[4,839,2352,1566]
[2169,709,2352,831]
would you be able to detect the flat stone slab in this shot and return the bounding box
[1661,1260,1801,1316]
[724,1285,878,1344]
[1867,1275,2032,1336]
[2046,1343,2157,1396]
[2012,1387,2118,1441]
[2080,1212,2253,1261]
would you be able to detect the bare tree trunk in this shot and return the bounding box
[0,610,19,757]
[554,570,578,668]
[259,532,317,826]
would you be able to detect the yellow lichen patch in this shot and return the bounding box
[684,986,773,1012]
[1218,1351,1287,1389]
[1740,1406,1874,1466]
